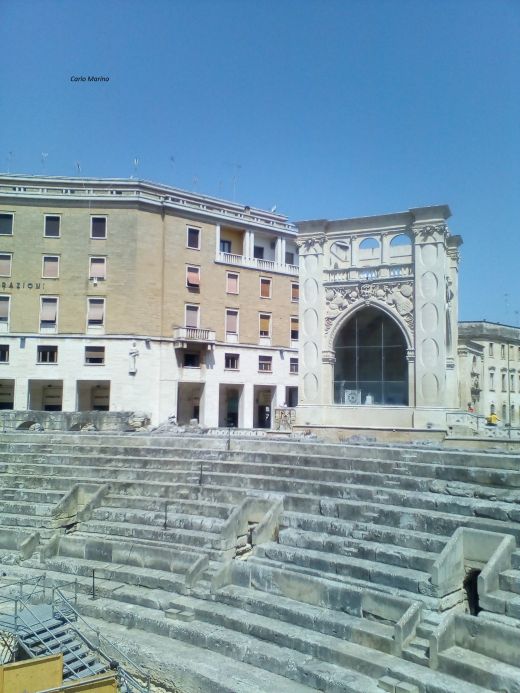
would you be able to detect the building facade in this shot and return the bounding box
[0,175,299,427]
[458,321,520,426]
[295,206,463,431]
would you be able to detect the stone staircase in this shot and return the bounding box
[0,432,519,691]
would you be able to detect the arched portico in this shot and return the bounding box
[331,305,410,406]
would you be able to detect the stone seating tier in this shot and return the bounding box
[0,431,519,692]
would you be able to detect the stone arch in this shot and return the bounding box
[331,303,410,406]
[328,299,413,353]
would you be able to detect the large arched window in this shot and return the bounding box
[334,307,408,405]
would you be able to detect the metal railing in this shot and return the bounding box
[0,577,150,693]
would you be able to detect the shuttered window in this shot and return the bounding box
[226,272,239,294]
[260,278,271,298]
[87,298,105,326]
[259,314,271,337]
[89,257,106,280]
[225,309,238,334]
[40,297,58,328]
[0,296,10,322]
[185,305,199,328]
[186,266,200,287]
[42,256,59,278]
[0,254,11,276]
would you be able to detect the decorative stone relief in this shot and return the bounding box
[296,235,326,254]
[303,341,318,368]
[329,240,351,265]
[416,224,448,243]
[324,281,414,332]
[303,373,319,400]
[303,278,319,303]
[303,308,319,337]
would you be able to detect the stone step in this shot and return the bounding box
[1,463,196,484]
[278,528,438,572]
[401,637,429,666]
[77,594,383,692]
[256,541,433,596]
[105,494,234,519]
[246,555,440,611]
[89,506,226,533]
[318,497,520,543]
[437,645,520,691]
[80,519,225,552]
[76,593,488,693]
[498,569,520,595]
[509,550,520,570]
[44,555,188,595]
[478,609,520,630]
[209,583,397,654]
[480,589,520,619]
[0,488,64,503]
[84,614,321,693]
[0,501,55,517]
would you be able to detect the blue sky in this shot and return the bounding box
[1,0,518,324]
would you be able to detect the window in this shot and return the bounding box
[44,215,60,237]
[489,371,495,390]
[489,343,494,357]
[220,239,232,253]
[185,304,199,328]
[290,357,299,374]
[359,237,380,250]
[0,345,9,362]
[259,313,271,338]
[285,251,295,265]
[0,296,10,327]
[225,353,239,370]
[0,254,12,277]
[254,245,264,259]
[183,352,200,368]
[291,283,299,302]
[502,404,507,420]
[501,344,506,359]
[259,355,272,372]
[187,227,200,249]
[186,266,200,288]
[85,346,105,364]
[290,317,299,341]
[511,373,516,392]
[42,255,59,278]
[0,214,13,236]
[40,297,58,331]
[87,298,105,326]
[89,257,106,280]
[502,373,507,392]
[37,345,58,363]
[225,309,238,337]
[226,272,239,294]
[260,277,271,298]
[91,217,107,239]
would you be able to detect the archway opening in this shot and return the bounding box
[463,568,481,615]
[333,307,408,405]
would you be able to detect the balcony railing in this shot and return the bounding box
[173,326,216,346]
[216,251,298,276]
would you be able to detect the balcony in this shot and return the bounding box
[216,251,298,276]
[173,326,216,350]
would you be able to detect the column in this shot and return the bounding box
[275,237,282,265]
[215,224,221,258]
[62,378,77,412]
[242,381,254,428]
[13,377,29,410]
[201,377,219,427]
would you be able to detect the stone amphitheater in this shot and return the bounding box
[1,430,520,692]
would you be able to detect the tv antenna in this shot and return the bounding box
[6,151,13,174]
[132,157,139,178]
[41,152,48,173]
[75,161,81,175]
[226,161,242,201]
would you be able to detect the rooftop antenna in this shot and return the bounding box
[132,157,139,179]
[192,175,198,192]
[75,161,81,175]
[41,152,48,174]
[6,151,13,174]
[270,205,277,213]
[504,293,510,323]
[226,161,242,201]
[169,155,175,183]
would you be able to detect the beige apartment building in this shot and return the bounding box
[0,175,299,427]
[458,321,520,427]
